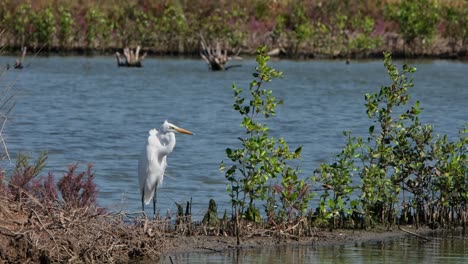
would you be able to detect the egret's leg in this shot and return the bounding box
[141,188,145,214]
[153,183,158,218]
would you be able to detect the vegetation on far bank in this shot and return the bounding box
[0,0,467,58]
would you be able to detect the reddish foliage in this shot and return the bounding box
[30,173,58,207]
[9,165,37,201]
[57,163,98,209]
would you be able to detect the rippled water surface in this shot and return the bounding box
[0,56,466,218]
[163,230,468,264]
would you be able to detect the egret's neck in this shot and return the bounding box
[160,132,176,156]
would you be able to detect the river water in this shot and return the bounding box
[1,56,466,262]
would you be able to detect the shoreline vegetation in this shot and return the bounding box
[0,0,467,59]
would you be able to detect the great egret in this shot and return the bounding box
[138,120,193,216]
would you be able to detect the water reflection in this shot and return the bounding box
[163,231,468,263]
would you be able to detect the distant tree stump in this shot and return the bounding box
[115,46,147,67]
[14,47,27,69]
[200,38,241,71]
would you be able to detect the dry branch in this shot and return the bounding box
[115,46,147,67]
[14,47,27,69]
[200,37,241,71]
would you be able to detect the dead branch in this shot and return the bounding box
[200,36,241,71]
[115,46,147,67]
[14,47,27,69]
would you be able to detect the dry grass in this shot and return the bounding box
[0,192,167,262]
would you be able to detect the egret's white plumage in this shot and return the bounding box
[138,120,193,216]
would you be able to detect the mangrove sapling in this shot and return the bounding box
[313,131,362,229]
[316,51,465,230]
[220,46,304,243]
[430,126,468,229]
[357,51,420,228]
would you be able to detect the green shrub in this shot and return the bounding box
[221,46,304,230]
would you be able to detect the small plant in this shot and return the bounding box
[430,126,467,228]
[359,51,422,228]
[269,162,310,225]
[314,51,465,229]
[9,152,48,202]
[57,163,98,209]
[221,46,303,242]
[313,131,362,228]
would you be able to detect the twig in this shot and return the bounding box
[0,115,11,161]
[32,209,58,246]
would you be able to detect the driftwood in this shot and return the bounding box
[14,47,27,69]
[200,38,241,71]
[115,46,147,67]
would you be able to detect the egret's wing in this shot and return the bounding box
[138,129,164,204]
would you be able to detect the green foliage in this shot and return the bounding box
[269,160,311,224]
[32,6,56,46]
[441,4,468,45]
[0,0,458,56]
[291,5,313,43]
[221,46,304,225]
[313,131,361,227]
[11,3,34,47]
[57,6,74,47]
[85,7,109,48]
[315,51,466,229]
[431,126,467,221]
[159,3,188,41]
[202,199,220,226]
[349,15,382,54]
[359,51,423,226]
[386,0,440,44]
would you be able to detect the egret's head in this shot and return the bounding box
[162,120,193,135]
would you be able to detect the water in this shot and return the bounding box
[163,230,468,263]
[0,56,466,219]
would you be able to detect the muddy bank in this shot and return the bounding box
[0,194,442,263]
[162,226,439,257]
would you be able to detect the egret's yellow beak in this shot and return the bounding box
[175,127,193,135]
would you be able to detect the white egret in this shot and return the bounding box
[138,120,193,216]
